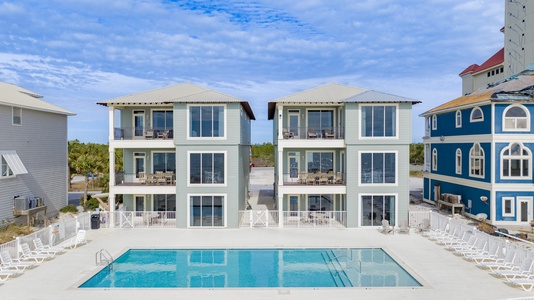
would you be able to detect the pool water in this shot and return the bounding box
[79,248,421,288]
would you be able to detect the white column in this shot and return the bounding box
[108,194,115,228]
[277,107,283,140]
[278,193,284,228]
[109,148,115,186]
[108,106,115,140]
[278,149,283,184]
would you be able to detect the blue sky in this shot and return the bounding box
[0,0,504,144]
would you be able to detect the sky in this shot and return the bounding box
[0,0,505,144]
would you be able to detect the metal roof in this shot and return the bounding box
[97,83,255,120]
[341,90,421,104]
[0,82,75,116]
[421,72,534,116]
[268,83,419,119]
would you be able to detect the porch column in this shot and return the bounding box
[109,148,115,186]
[277,149,283,185]
[278,193,284,228]
[108,106,115,141]
[277,106,283,140]
[108,193,115,228]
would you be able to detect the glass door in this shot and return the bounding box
[133,110,145,138]
[288,152,299,182]
[518,197,532,222]
[288,110,300,138]
[134,152,145,182]
[135,195,145,212]
[288,195,299,217]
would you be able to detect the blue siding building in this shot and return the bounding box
[421,66,534,226]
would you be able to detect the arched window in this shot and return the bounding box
[456,149,462,174]
[470,143,484,177]
[456,110,462,128]
[501,143,531,178]
[503,105,529,131]
[470,107,484,122]
[432,148,437,171]
[432,115,437,130]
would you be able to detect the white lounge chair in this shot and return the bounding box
[381,220,394,235]
[33,238,64,255]
[494,256,534,281]
[446,235,477,251]
[60,230,88,249]
[0,266,21,281]
[0,249,36,271]
[465,242,502,263]
[19,243,53,263]
[479,248,516,271]
[456,239,487,257]
[509,276,534,291]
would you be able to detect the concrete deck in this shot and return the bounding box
[1,168,530,299]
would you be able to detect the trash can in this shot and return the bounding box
[91,214,100,230]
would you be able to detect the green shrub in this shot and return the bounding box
[60,204,79,214]
[83,198,100,211]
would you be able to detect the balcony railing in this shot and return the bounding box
[113,127,174,140]
[281,126,344,140]
[282,172,345,185]
[282,211,347,228]
[98,211,177,228]
[115,172,175,186]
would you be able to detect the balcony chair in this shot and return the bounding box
[157,129,170,139]
[282,128,294,139]
[307,129,317,139]
[318,174,328,185]
[305,174,316,185]
[144,129,154,139]
[324,129,335,139]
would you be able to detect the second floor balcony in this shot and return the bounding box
[281,126,344,140]
[282,171,345,186]
[114,127,174,140]
[115,172,176,186]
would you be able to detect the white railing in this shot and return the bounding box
[238,210,279,227]
[0,213,90,259]
[98,211,177,228]
[282,211,347,228]
[408,211,430,229]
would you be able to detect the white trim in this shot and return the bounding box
[187,151,227,187]
[287,194,300,212]
[186,193,227,228]
[287,151,300,181]
[186,104,227,140]
[305,108,336,139]
[12,106,22,126]
[133,152,146,182]
[470,106,484,123]
[358,150,398,186]
[359,103,399,139]
[423,172,492,190]
[133,195,147,211]
[455,110,462,128]
[517,196,533,223]
[502,104,530,132]
[287,110,300,138]
[358,193,398,227]
[502,197,515,217]
[455,148,462,174]
[469,143,484,178]
[132,109,145,138]
[432,148,437,171]
[500,142,531,180]
[304,150,336,173]
[431,115,437,130]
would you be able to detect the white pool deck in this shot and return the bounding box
[1,168,532,299]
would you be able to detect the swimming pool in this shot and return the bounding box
[80,248,421,288]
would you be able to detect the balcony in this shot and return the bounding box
[115,172,175,186]
[113,127,174,140]
[281,126,344,140]
[282,172,345,185]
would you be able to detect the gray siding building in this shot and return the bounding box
[0,82,74,223]
[98,83,255,228]
[268,83,419,228]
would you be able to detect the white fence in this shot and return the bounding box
[97,211,177,228]
[238,210,347,228]
[0,213,90,259]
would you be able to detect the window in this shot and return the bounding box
[154,194,176,212]
[308,194,333,211]
[307,151,333,173]
[470,107,483,122]
[152,152,175,173]
[189,153,225,184]
[432,148,437,171]
[503,105,529,131]
[189,105,225,138]
[12,107,21,125]
[361,105,396,137]
[456,149,462,174]
[189,195,224,227]
[470,143,484,177]
[1,156,14,177]
[361,152,396,184]
[308,110,334,136]
[455,110,462,128]
[361,195,396,226]
[431,115,437,130]
[152,110,173,132]
[501,143,530,178]
[502,197,515,217]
